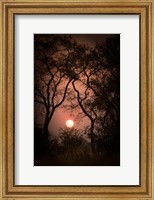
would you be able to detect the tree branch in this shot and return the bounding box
[54,79,72,109]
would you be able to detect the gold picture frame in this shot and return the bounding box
[0,0,154,199]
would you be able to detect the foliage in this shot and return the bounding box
[34,34,120,165]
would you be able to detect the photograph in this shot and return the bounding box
[1,0,153,198]
[34,34,120,166]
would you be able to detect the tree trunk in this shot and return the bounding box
[43,124,49,140]
[41,116,50,153]
[43,110,54,141]
[90,120,95,154]
[43,115,50,137]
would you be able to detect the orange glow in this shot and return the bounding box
[66,120,74,128]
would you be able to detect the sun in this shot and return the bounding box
[66,119,74,128]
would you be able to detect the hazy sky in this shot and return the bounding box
[72,34,111,47]
[35,34,116,136]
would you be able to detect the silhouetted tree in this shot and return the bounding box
[34,35,87,141]
[92,35,120,153]
[65,35,120,154]
[34,34,120,158]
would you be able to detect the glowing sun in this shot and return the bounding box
[66,119,74,128]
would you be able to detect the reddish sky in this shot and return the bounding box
[35,34,115,137]
[48,84,90,136]
[72,34,111,47]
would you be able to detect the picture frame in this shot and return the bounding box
[0,0,153,199]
